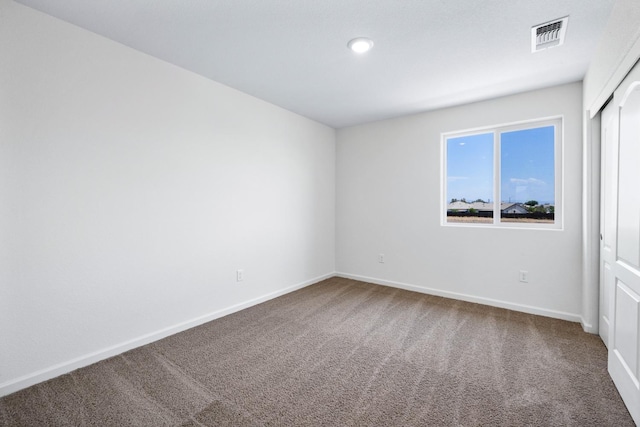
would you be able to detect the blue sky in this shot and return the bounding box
[447,126,555,204]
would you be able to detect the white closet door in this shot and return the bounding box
[603,61,640,425]
[599,99,617,348]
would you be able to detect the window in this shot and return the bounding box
[443,118,562,228]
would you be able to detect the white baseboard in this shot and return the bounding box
[336,272,582,324]
[1,271,585,397]
[580,317,598,334]
[0,272,334,398]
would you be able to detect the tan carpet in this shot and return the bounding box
[0,277,634,426]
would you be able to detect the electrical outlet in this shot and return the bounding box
[379,254,385,263]
[236,269,244,282]
[519,270,529,283]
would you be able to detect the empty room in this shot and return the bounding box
[1,0,640,425]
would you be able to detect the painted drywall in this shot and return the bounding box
[336,82,583,320]
[0,0,335,395]
[580,110,601,334]
[583,0,640,115]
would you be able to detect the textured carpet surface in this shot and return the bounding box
[0,277,634,426]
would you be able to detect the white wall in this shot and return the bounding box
[0,0,335,396]
[336,83,583,320]
[583,0,640,115]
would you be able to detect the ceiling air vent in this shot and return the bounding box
[531,16,568,52]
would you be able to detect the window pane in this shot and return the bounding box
[500,126,555,224]
[446,133,493,224]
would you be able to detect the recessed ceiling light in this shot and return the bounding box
[348,37,374,54]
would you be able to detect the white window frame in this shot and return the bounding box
[441,116,563,230]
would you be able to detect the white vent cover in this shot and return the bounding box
[531,16,568,52]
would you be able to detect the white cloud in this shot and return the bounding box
[510,177,545,185]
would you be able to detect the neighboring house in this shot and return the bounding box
[447,201,529,214]
[447,201,471,211]
[471,202,494,212]
[500,203,529,214]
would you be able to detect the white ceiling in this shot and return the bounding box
[15,0,614,128]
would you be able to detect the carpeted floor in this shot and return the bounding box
[0,277,634,426]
